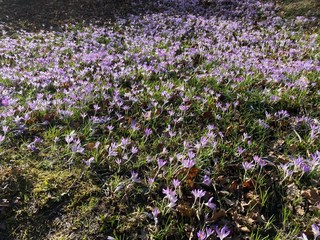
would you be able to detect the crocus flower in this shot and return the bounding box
[144,128,153,137]
[192,189,206,200]
[253,156,267,167]
[242,161,255,171]
[163,187,178,208]
[202,175,212,186]
[172,179,181,189]
[204,197,216,210]
[297,233,309,240]
[157,158,167,168]
[216,225,230,240]
[130,171,141,183]
[182,159,195,168]
[82,157,94,167]
[197,230,206,240]
[0,135,5,144]
[2,126,9,135]
[206,227,214,238]
[311,223,320,239]
[152,207,160,225]
[131,146,138,154]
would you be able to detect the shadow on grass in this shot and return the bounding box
[0,0,149,32]
[280,0,320,18]
[0,0,277,32]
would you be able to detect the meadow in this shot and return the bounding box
[0,0,319,239]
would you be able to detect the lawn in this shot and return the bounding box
[0,0,319,239]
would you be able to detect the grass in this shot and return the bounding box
[280,0,320,19]
[0,0,320,239]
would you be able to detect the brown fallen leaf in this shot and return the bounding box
[178,167,200,189]
[295,205,305,216]
[86,142,95,151]
[205,209,227,223]
[203,111,213,119]
[242,178,255,190]
[177,204,196,218]
[301,189,320,204]
[229,180,239,193]
[225,125,233,136]
[223,197,235,206]
[239,226,250,233]
[289,144,298,154]
[233,212,253,233]
[216,175,228,185]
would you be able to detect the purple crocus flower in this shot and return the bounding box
[65,134,74,144]
[71,142,85,153]
[121,137,130,147]
[237,147,245,156]
[216,225,230,240]
[131,146,138,154]
[0,135,5,144]
[144,128,153,137]
[2,126,9,135]
[182,158,195,168]
[202,175,212,186]
[163,187,177,208]
[157,158,167,168]
[242,161,255,171]
[206,227,214,238]
[179,104,189,111]
[148,178,155,186]
[311,223,320,239]
[130,171,141,183]
[205,197,216,210]
[197,230,206,240]
[300,163,311,173]
[152,207,160,225]
[1,97,9,107]
[172,179,181,189]
[82,157,94,167]
[192,189,206,200]
[253,156,267,167]
[297,233,308,240]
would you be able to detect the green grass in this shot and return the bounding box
[0,1,319,240]
[280,0,320,19]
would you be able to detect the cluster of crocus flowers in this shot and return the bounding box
[197,225,230,240]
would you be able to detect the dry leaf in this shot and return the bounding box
[203,111,212,119]
[184,224,194,240]
[60,81,73,89]
[295,205,305,216]
[44,112,57,121]
[154,108,162,117]
[86,142,95,151]
[226,125,233,136]
[205,209,227,223]
[289,144,298,153]
[229,180,239,192]
[181,167,200,189]
[239,226,250,233]
[301,189,320,204]
[177,204,196,218]
[216,175,228,185]
[224,197,235,206]
[242,179,255,190]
